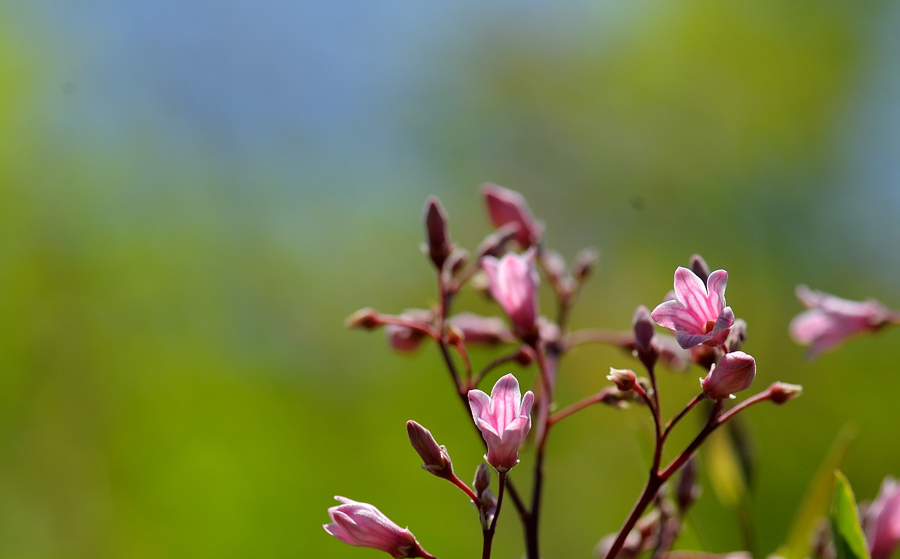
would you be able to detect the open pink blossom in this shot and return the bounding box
[468,373,535,472]
[324,497,433,559]
[866,477,900,559]
[481,248,540,341]
[481,183,543,248]
[789,285,895,358]
[652,267,735,349]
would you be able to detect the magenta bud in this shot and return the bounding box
[701,351,756,400]
[345,308,383,330]
[423,196,452,270]
[324,497,433,559]
[481,249,540,342]
[690,254,711,285]
[447,313,515,346]
[632,305,656,354]
[441,248,469,281]
[481,183,544,248]
[572,247,599,282]
[514,345,535,366]
[607,368,637,392]
[473,463,491,498]
[385,309,434,353]
[768,382,803,405]
[406,421,453,477]
[725,319,748,352]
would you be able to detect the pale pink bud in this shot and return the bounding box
[467,373,534,472]
[789,285,894,358]
[768,382,803,404]
[700,351,756,400]
[423,196,452,270]
[607,368,637,392]
[324,497,432,559]
[406,420,453,477]
[384,309,434,353]
[481,183,544,248]
[481,248,540,341]
[866,477,900,559]
[652,267,735,349]
[447,312,515,345]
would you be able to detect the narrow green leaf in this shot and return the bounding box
[776,424,857,559]
[707,427,747,508]
[831,470,871,559]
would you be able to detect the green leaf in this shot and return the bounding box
[777,424,857,559]
[706,427,747,508]
[831,470,871,559]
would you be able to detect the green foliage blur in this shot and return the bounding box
[1,1,899,558]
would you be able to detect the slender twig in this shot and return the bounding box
[548,387,618,426]
[663,392,706,441]
[472,347,528,389]
[482,472,508,559]
[565,328,634,350]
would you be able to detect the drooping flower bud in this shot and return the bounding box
[481,183,544,248]
[345,308,384,330]
[423,196,452,271]
[768,382,803,404]
[324,497,435,559]
[406,420,453,478]
[481,248,540,341]
[468,374,534,472]
[447,313,515,345]
[700,351,756,400]
[384,309,434,353]
[572,247,599,283]
[725,319,748,352]
[607,368,637,392]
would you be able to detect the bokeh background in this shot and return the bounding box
[1,0,899,557]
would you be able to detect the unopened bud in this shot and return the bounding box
[601,388,632,408]
[473,463,491,498]
[689,254,711,285]
[345,308,383,330]
[690,343,722,371]
[447,313,515,346]
[768,382,803,404]
[701,351,756,400]
[572,247,599,282]
[632,305,656,355]
[385,309,433,353]
[406,421,453,478]
[541,249,568,285]
[445,324,464,346]
[676,456,702,513]
[481,183,544,248]
[475,223,519,259]
[653,334,690,371]
[441,248,469,281]
[514,345,535,366]
[607,368,637,392]
[725,319,748,352]
[423,196,452,270]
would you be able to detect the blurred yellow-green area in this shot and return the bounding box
[1,1,900,558]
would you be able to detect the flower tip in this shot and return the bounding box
[769,382,803,404]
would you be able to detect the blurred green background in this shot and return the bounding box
[1,0,899,557]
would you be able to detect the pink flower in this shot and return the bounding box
[700,351,756,400]
[468,373,535,472]
[481,248,540,341]
[481,183,543,248]
[651,267,735,349]
[789,285,894,358]
[867,477,900,559]
[324,497,432,559]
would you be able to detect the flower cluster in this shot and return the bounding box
[324,185,826,559]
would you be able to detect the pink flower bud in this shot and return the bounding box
[384,309,434,353]
[481,249,540,341]
[700,351,756,400]
[473,463,491,497]
[652,267,735,349]
[406,420,453,477]
[607,368,637,392]
[768,382,802,404]
[481,183,544,248]
[447,312,515,345]
[789,285,894,358]
[866,477,900,559]
[631,305,656,355]
[423,196,452,270]
[689,253,711,285]
[345,308,383,330]
[324,497,432,559]
[572,247,600,283]
[467,373,534,472]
